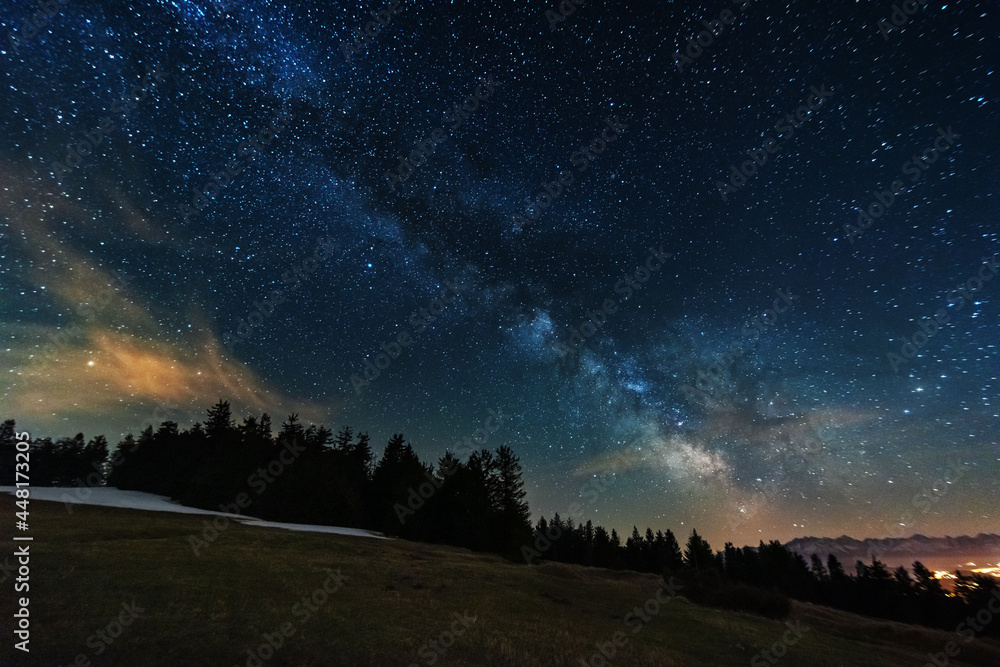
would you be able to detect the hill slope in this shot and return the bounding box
[3,496,1000,666]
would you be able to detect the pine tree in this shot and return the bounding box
[350,431,374,480]
[625,526,643,570]
[106,434,137,488]
[826,554,846,581]
[911,561,944,597]
[333,426,354,450]
[683,529,714,572]
[643,527,656,571]
[493,446,532,554]
[370,434,429,535]
[82,435,109,485]
[892,565,912,596]
[277,413,305,449]
[663,529,684,571]
[205,400,235,439]
[0,419,16,485]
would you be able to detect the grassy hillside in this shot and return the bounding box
[2,495,1000,666]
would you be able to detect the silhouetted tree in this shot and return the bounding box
[492,446,532,555]
[19,400,1000,633]
[0,420,19,485]
[662,529,684,572]
[205,400,235,439]
[684,529,714,573]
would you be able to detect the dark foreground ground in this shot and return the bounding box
[2,495,999,666]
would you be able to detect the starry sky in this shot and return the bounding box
[2,0,999,548]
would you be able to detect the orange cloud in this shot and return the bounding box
[0,162,329,436]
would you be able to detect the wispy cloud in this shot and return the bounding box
[1,164,326,435]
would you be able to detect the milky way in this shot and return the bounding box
[1,0,998,547]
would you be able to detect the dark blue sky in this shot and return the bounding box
[1,0,998,547]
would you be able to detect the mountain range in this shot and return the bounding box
[785,533,1000,569]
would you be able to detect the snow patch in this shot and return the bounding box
[0,486,388,540]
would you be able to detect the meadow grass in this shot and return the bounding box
[2,496,999,666]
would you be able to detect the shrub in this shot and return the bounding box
[701,583,792,619]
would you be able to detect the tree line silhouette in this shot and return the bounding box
[0,420,109,488]
[0,401,533,557]
[2,401,997,635]
[526,515,1000,634]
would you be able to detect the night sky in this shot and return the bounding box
[2,0,998,549]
